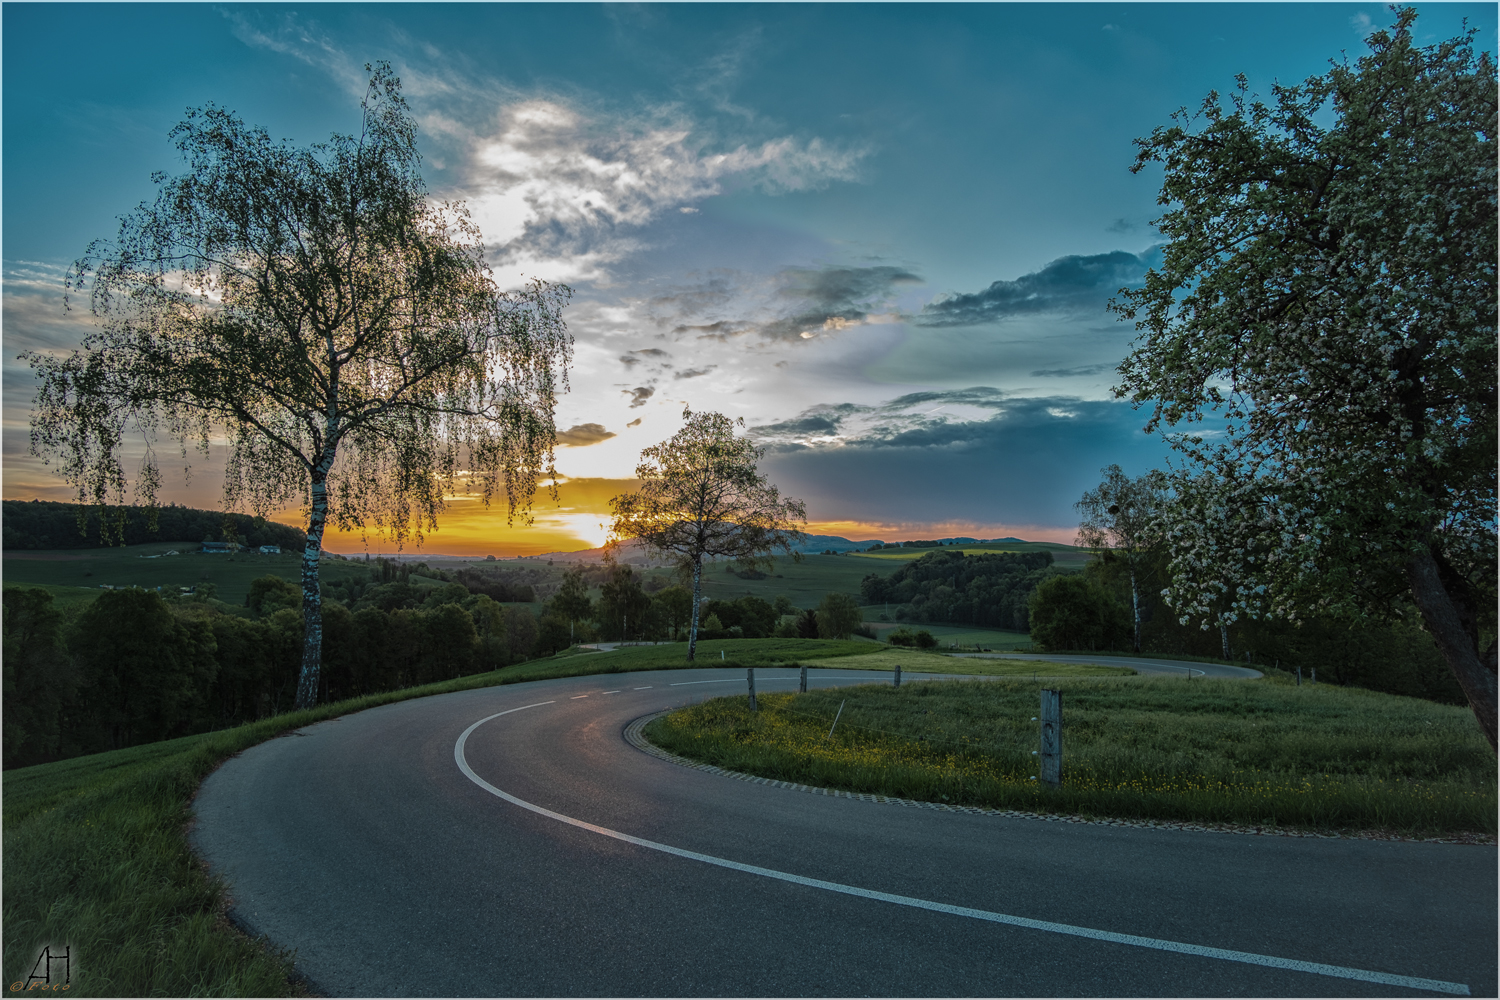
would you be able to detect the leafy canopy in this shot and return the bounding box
[609,409,807,573]
[27,64,572,548]
[1113,10,1496,630]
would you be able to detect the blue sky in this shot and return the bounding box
[4,3,1494,553]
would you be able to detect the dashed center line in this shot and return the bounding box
[454,702,1470,998]
[632,686,652,690]
[570,695,589,699]
[602,690,621,694]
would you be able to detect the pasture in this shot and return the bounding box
[3,543,373,607]
[646,676,1497,835]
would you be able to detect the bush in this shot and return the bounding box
[815,592,862,640]
[1027,573,1130,651]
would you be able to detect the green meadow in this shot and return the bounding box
[847,540,1091,569]
[645,676,1497,835]
[3,543,374,609]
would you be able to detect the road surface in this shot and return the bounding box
[191,667,1493,997]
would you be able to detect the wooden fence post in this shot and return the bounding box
[1039,689,1062,788]
[799,665,807,694]
[747,667,757,712]
[894,664,902,688]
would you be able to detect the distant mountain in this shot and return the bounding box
[535,533,1044,562]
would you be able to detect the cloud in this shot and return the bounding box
[626,418,642,428]
[453,100,867,283]
[750,390,1011,450]
[555,423,617,447]
[625,386,655,408]
[1105,218,1136,233]
[918,248,1158,327]
[647,263,921,345]
[1030,363,1115,378]
[756,394,1175,528]
[673,367,715,380]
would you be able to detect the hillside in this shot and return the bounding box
[3,500,304,552]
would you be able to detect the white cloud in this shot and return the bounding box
[450,99,866,285]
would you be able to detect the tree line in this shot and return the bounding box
[859,549,1057,632]
[2,500,306,552]
[3,576,541,769]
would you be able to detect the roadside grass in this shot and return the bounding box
[784,649,1133,677]
[644,677,1497,836]
[577,637,876,668]
[0,638,873,997]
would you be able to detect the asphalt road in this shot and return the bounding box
[191,667,1495,997]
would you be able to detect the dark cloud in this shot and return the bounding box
[555,423,617,447]
[671,320,745,339]
[759,264,922,342]
[919,248,1160,327]
[649,264,922,345]
[759,397,1175,527]
[633,348,671,358]
[619,355,640,366]
[626,418,642,428]
[625,386,655,408]
[750,402,870,444]
[1030,363,1116,378]
[1106,218,1136,233]
[673,367,715,380]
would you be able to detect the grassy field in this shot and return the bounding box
[858,616,1034,649]
[846,540,1092,570]
[644,677,1497,835]
[3,543,374,607]
[571,642,1129,678]
[0,637,895,997]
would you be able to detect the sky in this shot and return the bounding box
[4,2,1495,556]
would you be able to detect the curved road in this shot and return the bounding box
[192,667,1493,997]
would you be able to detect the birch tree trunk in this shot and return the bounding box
[687,555,703,661]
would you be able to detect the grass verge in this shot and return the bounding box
[643,677,1496,836]
[0,637,872,997]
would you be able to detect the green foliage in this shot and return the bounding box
[597,562,653,641]
[1028,571,1131,652]
[245,574,300,617]
[647,678,1496,834]
[3,589,79,767]
[24,64,573,711]
[860,549,1057,631]
[815,591,863,640]
[0,582,543,770]
[609,409,807,659]
[887,627,937,649]
[1,499,305,552]
[1112,10,1497,742]
[548,565,594,626]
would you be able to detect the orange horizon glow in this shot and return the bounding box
[2,480,1076,557]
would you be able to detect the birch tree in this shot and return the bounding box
[608,410,806,660]
[25,65,573,710]
[1075,465,1167,654]
[1112,10,1497,746]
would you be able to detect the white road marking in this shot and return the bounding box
[570,695,589,699]
[454,705,1470,997]
[602,690,621,694]
[632,686,652,690]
